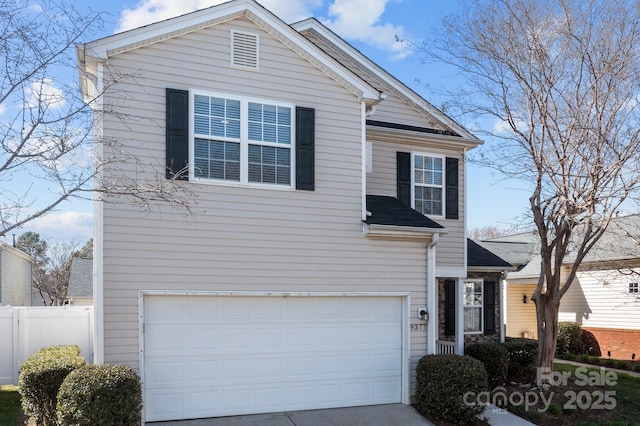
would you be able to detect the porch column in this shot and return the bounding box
[426,234,439,355]
[455,277,465,354]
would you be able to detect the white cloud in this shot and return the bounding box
[25,78,66,111]
[30,211,93,240]
[324,0,412,59]
[115,0,320,33]
[114,0,407,57]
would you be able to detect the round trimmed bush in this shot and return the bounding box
[415,354,488,423]
[466,342,509,389]
[57,364,142,426]
[556,322,583,357]
[19,345,86,426]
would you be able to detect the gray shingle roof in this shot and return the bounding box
[67,258,93,298]
[365,195,444,229]
[467,239,513,268]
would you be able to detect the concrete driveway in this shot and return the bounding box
[145,404,433,426]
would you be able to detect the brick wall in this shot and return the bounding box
[583,327,640,360]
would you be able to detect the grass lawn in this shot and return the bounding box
[0,385,22,426]
[507,362,640,425]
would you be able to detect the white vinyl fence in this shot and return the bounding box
[0,306,94,385]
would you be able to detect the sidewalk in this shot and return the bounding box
[482,404,536,426]
[554,358,640,378]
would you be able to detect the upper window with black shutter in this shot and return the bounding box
[191,89,293,187]
[412,152,444,217]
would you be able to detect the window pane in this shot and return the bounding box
[211,97,225,117]
[227,99,240,119]
[226,161,240,181]
[248,122,262,141]
[464,307,482,332]
[277,125,291,144]
[248,102,261,122]
[227,119,240,138]
[194,157,208,178]
[194,115,209,135]
[414,155,423,169]
[226,141,240,161]
[263,104,277,124]
[263,124,277,143]
[211,141,225,159]
[276,166,290,184]
[194,95,209,115]
[248,144,261,163]
[276,147,289,166]
[210,118,224,137]
[263,165,276,183]
[263,146,276,164]
[414,187,443,216]
[277,106,290,125]
[248,163,261,182]
[211,159,224,179]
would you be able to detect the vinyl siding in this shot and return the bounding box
[0,250,32,307]
[367,140,466,270]
[559,270,640,330]
[371,96,447,130]
[100,17,432,393]
[505,284,537,338]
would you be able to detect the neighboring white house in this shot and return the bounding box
[65,258,93,306]
[77,0,482,422]
[0,243,33,307]
[478,215,640,360]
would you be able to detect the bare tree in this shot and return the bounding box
[425,0,640,383]
[0,0,192,239]
[468,225,519,240]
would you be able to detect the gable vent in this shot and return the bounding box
[231,30,258,70]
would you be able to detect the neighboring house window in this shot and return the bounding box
[463,279,483,333]
[413,153,444,216]
[630,282,639,294]
[192,91,293,187]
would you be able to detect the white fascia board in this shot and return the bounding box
[79,0,380,102]
[293,18,481,141]
[364,223,448,239]
[366,126,482,150]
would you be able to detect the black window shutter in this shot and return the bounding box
[484,280,497,335]
[444,279,456,336]
[166,88,189,180]
[396,152,411,206]
[296,106,315,191]
[445,157,458,219]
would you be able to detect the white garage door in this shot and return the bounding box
[143,294,405,422]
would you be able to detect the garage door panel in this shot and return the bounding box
[143,295,404,422]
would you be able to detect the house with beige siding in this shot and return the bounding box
[479,215,640,360]
[77,0,485,422]
[0,244,33,307]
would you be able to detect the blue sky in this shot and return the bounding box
[7,0,533,242]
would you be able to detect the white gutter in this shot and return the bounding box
[426,233,439,354]
[92,62,104,365]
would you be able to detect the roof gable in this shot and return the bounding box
[292,18,480,143]
[78,0,380,103]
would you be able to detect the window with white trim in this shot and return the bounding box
[192,91,293,187]
[463,279,483,333]
[413,153,444,216]
[630,282,639,294]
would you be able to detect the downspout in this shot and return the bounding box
[426,233,439,354]
[500,269,508,343]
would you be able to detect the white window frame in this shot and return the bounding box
[463,279,483,334]
[189,89,295,189]
[411,152,445,218]
[630,282,639,294]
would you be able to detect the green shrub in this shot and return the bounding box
[465,342,509,389]
[564,353,576,360]
[580,353,590,362]
[415,354,488,424]
[605,359,615,367]
[615,360,628,370]
[556,322,583,356]
[634,364,640,373]
[18,345,86,426]
[504,338,538,381]
[57,364,142,426]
